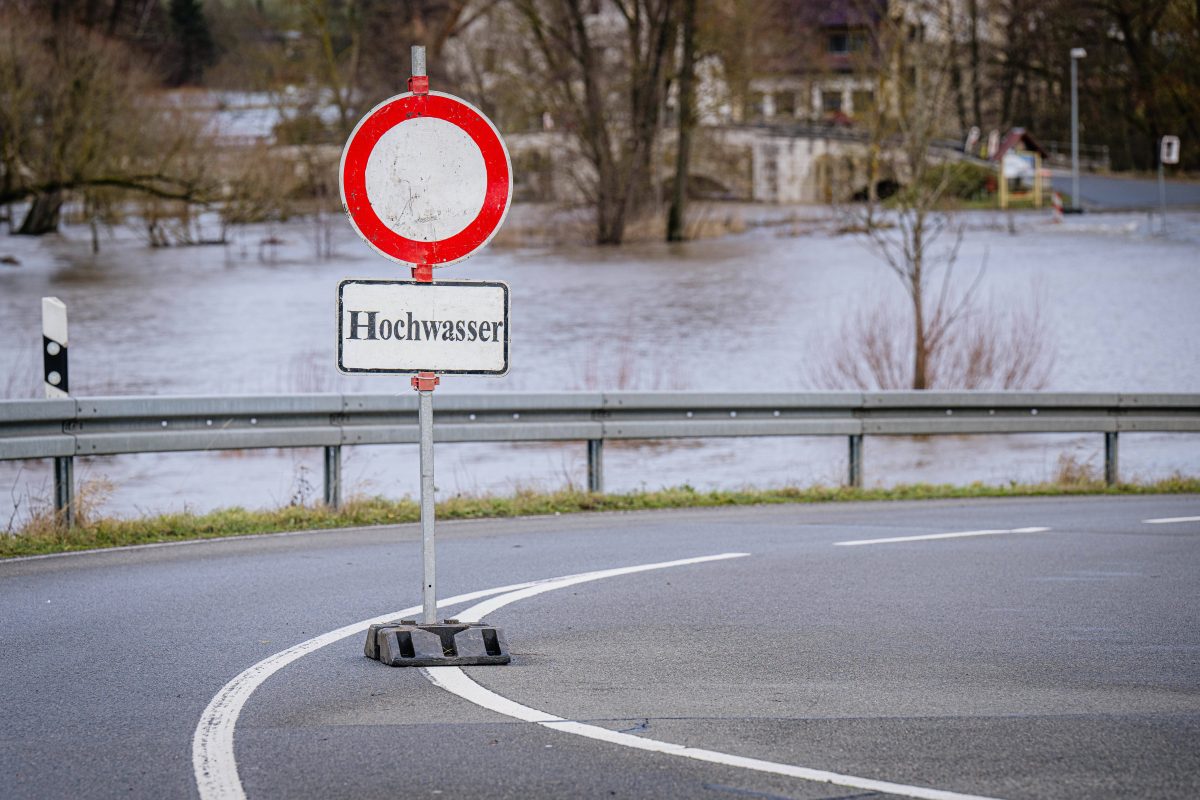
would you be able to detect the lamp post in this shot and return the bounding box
[1070,47,1087,212]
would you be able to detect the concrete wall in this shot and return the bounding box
[506,126,871,206]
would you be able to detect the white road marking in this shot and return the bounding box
[425,668,999,800]
[834,527,1050,547]
[1144,516,1200,525]
[422,562,1005,800]
[191,553,746,800]
[193,579,544,800]
[454,552,746,623]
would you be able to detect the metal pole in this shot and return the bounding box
[1158,155,1167,236]
[406,44,436,626]
[1104,432,1119,487]
[587,439,604,493]
[323,445,341,509]
[848,434,863,488]
[54,455,74,528]
[1070,56,1079,210]
[419,388,436,624]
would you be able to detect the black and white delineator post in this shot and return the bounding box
[43,297,69,398]
[42,297,74,527]
[337,46,513,667]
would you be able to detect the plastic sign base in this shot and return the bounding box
[364,620,511,667]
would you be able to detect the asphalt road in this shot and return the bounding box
[2,495,1199,800]
[1049,168,1200,209]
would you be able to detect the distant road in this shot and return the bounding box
[2,496,1199,799]
[1049,168,1200,209]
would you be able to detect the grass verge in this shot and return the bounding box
[3,476,1198,559]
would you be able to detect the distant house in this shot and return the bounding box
[744,0,886,125]
[988,127,1049,206]
[990,128,1049,163]
[991,127,1048,185]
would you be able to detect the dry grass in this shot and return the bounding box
[1053,452,1101,487]
[3,476,1197,559]
[11,476,115,540]
[814,290,1054,391]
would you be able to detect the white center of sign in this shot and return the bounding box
[364,116,487,242]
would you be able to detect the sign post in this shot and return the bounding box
[42,297,73,528]
[1158,135,1180,236]
[339,46,514,667]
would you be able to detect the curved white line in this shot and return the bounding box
[191,553,747,800]
[422,575,1007,800]
[192,583,528,800]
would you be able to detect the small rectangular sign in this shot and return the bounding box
[337,279,509,375]
[1161,135,1180,165]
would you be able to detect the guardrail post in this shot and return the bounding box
[323,445,342,509]
[587,439,604,493]
[848,434,863,488]
[1104,432,1119,486]
[54,455,74,528]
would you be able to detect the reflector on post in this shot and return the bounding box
[42,297,68,399]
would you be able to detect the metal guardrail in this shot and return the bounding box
[1040,140,1112,171]
[3,392,1198,525]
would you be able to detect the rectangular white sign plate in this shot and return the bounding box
[337,279,509,375]
[1161,135,1180,165]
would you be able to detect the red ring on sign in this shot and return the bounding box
[341,92,511,266]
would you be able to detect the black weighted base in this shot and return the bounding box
[364,619,510,667]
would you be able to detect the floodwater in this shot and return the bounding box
[1,207,1198,524]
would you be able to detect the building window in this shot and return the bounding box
[822,90,843,113]
[827,30,866,53]
[774,91,796,117]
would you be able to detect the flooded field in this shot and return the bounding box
[2,206,1198,522]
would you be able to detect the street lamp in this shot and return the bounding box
[1070,47,1087,212]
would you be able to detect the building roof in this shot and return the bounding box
[992,128,1049,160]
[757,0,886,76]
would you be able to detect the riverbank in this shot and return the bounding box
[3,476,1197,559]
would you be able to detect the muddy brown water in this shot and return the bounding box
[2,209,1197,522]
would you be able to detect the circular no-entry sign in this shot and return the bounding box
[339,91,512,267]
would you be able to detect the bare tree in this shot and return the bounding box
[836,0,1053,391]
[857,2,965,389]
[816,287,1054,391]
[258,1,501,142]
[0,10,214,234]
[665,0,696,242]
[511,0,679,245]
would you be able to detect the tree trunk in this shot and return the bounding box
[912,291,928,390]
[968,0,982,129]
[596,201,627,245]
[666,0,697,243]
[910,214,928,390]
[16,191,64,235]
[596,166,627,245]
[946,2,967,134]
